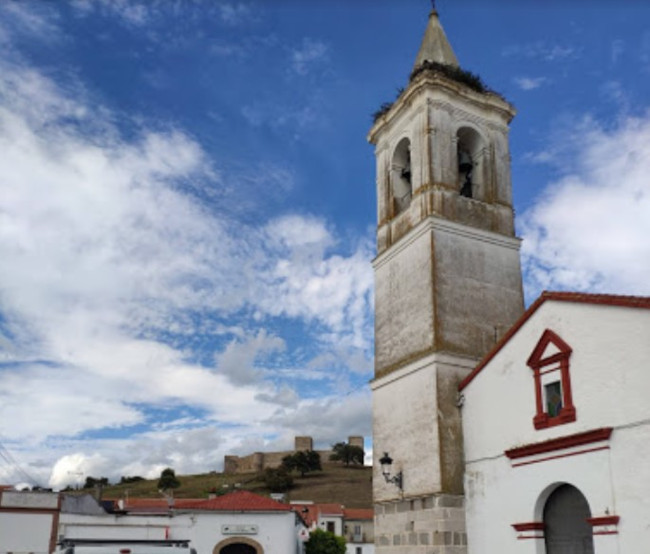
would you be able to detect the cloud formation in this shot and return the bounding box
[0,17,373,488]
[521,113,650,298]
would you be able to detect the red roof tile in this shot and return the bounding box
[343,508,373,520]
[180,490,291,512]
[110,491,291,513]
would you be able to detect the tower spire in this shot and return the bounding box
[413,6,459,70]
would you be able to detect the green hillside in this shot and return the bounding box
[100,461,373,508]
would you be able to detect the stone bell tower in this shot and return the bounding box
[370,8,524,553]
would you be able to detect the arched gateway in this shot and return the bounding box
[543,484,594,554]
[213,537,263,554]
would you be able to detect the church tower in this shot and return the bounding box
[370,8,524,552]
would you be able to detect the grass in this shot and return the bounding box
[98,462,373,508]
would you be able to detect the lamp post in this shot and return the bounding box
[379,452,403,491]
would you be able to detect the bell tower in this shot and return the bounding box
[370,8,524,553]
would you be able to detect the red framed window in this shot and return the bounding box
[527,329,576,430]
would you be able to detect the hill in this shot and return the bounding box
[100,461,373,508]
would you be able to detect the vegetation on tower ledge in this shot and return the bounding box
[372,62,503,123]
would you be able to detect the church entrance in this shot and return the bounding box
[543,484,594,554]
[219,543,257,554]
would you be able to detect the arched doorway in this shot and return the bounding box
[543,484,594,554]
[220,544,256,554]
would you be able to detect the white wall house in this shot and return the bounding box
[0,489,60,554]
[58,490,306,554]
[460,292,650,553]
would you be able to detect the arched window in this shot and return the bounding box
[456,127,483,199]
[527,329,576,430]
[544,484,594,554]
[391,137,412,215]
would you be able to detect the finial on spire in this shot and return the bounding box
[430,0,438,14]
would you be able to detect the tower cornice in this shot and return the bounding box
[368,72,515,145]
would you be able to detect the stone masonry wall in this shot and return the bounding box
[375,494,467,554]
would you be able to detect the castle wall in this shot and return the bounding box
[223,436,364,475]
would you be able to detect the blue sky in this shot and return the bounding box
[0,0,649,489]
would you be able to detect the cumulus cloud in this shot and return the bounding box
[0,29,373,487]
[521,113,650,298]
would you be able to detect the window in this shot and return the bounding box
[356,548,362,554]
[544,381,563,417]
[326,521,335,533]
[527,329,576,430]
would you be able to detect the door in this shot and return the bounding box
[543,484,594,554]
[220,544,257,554]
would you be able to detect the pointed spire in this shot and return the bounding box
[413,8,459,70]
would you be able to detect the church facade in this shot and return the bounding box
[369,8,650,554]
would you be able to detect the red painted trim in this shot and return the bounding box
[528,330,576,430]
[459,291,650,392]
[511,445,610,468]
[512,522,545,532]
[527,329,572,368]
[505,428,612,459]
[588,516,620,526]
[516,535,545,540]
[593,531,619,536]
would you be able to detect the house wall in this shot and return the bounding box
[58,510,302,554]
[0,490,59,554]
[461,300,650,553]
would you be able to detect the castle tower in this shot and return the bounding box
[370,8,524,553]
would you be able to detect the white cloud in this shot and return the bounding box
[0,39,373,486]
[503,41,578,62]
[513,76,547,91]
[219,3,252,26]
[521,113,650,297]
[291,38,329,76]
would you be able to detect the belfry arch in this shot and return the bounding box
[390,137,412,215]
[455,125,485,200]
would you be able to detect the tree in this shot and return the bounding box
[305,529,346,554]
[119,475,145,484]
[261,467,294,492]
[83,476,109,489]
[157,467,181,491]
[282,450,322,477]
[329,442,364,466]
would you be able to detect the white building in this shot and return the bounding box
[0,488,60,554]
[460,292,650,553]
[290,502,375,554]
[369,6,650,554]
[59,491,306,554]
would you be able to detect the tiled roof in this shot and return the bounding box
[316,503,344,516]
[290,502,355,528]
[179,490,291,512]
[113,491,291,513]
[343,508,373,520]
[459,290,650,391]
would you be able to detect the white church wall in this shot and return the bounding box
[461,298,650,553]
[462,300,650,463]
